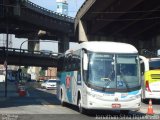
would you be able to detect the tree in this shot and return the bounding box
[39,69,45,76]
[21,67,27,73]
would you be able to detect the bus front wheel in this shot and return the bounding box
[61,90,65,106]
[78,98,86,114]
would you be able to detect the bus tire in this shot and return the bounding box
[61,90,65,106]
[141,98,147,103]
[141,92,147,103]
[78,98,86,114]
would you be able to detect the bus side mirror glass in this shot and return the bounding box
[83,53,88,70]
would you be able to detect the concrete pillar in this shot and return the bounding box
[28,41,40,52]
[79,20,88,42]
[28,39,40,81]
[138,37,158,56]
[58,35,69,53]
[156,35,160,50]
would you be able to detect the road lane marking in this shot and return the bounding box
[36,99,55,108]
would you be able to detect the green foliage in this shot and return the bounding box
[21,67,27,73]
[39,69,45,76]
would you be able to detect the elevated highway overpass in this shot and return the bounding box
[1,0,160,68]
[75,0,160,54]
[0,0,75,53]
[0,47,58,67]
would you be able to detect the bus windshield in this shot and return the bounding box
[149,60,160,70]
[87,52,141,92]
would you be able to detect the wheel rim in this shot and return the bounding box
[61,92,63,103]
[78,99,82,113]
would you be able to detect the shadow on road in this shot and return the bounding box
[142,99,160,105]
[60,101,147,118]
[0,82,159,119]
[0,82,61,108]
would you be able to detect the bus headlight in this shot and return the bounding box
[87,91,95,97]
[130,94,141,99]
[87,91,103,98]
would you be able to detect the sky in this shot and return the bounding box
[11,0,85,52]
[30,0,85,17]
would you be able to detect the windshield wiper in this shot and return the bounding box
[88,82,106,91]
[101,77,111,86]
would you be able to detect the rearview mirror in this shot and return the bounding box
[83,53,88,70]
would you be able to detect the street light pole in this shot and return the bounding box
[19,40,58,81]
[4,6,9,98]
[18,39,29,83]
[19,39,29,68]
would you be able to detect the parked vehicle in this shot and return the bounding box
[140,56,160,101]
[41,79,57,89]
[41,80,48,88]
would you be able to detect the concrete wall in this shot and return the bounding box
[77,19,160,56]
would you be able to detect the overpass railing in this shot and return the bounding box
[21,0,74,23]
[0,47,60,58]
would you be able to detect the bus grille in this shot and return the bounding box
[151,74,160,79]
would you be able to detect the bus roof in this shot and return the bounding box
[140,55,160,61]
[149,57,160,61]
[69,41,138,54]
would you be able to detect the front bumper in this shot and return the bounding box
[83,96,141,111]
[144,91,160,99]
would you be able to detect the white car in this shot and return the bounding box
[41,79,57,90]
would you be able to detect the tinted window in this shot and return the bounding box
[48,80,56,82]
[149,60,160,70]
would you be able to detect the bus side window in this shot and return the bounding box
[74,56,80,71]
[65,54,72,71]
[76,58,80,70]
[140,62,145,75]
[68,57,72,71]
[57,56,64,71]
[71,57,75,71]
[64,57,68,71]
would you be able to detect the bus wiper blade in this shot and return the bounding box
[88,83,105,91]
[101,77,111,86]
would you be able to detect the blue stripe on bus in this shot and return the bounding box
[93,89,140,95]
[128,90,139,95]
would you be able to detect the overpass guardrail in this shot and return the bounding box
[21,0,74,23]
[0,47,60,58]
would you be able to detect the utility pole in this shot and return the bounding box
[5,6,9,98]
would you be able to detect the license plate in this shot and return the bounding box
[112,104,121,108]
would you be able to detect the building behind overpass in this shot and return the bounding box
[56,0,68,15]
[0,34,13,48]
[45,67,57,79]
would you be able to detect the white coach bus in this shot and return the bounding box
[57,41,141,114]
[140,56,160,101]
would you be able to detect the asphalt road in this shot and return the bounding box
[0,85,159,120]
